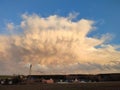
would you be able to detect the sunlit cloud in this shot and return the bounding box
[0,13,120,75]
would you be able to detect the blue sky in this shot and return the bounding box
[0,0,120,44]
[0,0,120,74]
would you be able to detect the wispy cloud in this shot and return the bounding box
[6,23,14,31]
[0,13,120,75]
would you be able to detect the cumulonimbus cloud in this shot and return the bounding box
[0,13,120,75]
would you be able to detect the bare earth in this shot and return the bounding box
[0,82,120,90]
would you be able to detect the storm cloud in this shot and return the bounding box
[0,13,120,75]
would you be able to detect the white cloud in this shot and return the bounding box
[68,12,79,20]
[6,23,14,30]
[0,13,120,75]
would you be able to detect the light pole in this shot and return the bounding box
[29,64,32,76]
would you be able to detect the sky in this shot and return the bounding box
[0,0,120,75]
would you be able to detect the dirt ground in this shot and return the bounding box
[0,82,120,90]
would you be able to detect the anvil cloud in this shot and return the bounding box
[0,14,120,75]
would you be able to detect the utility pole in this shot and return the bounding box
[29,64,32,76]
